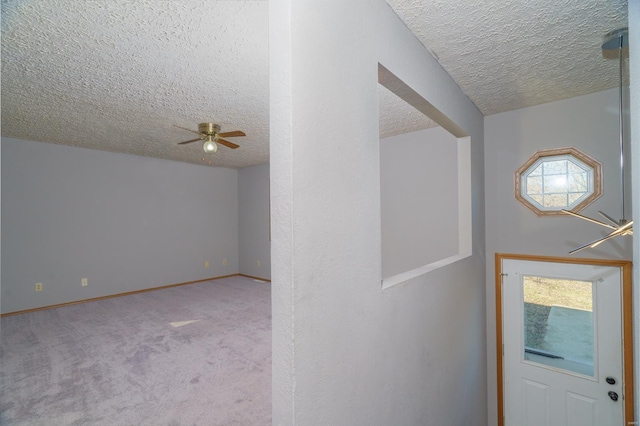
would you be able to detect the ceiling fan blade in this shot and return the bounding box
[177,137,203,145]
[604,220,634,238]
[218,130,246,138]
[173,125,202,135]
[590,228,630,249]
[217,138,239,149]
[569,234,619,254]
[561,209,617,230]
[569,221,634,254]
[597,211,622,227]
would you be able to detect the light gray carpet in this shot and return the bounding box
[0,275,271,426]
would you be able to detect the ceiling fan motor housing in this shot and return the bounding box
[198,123,220,136]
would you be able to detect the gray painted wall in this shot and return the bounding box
[484,88,633,425]
[380,126,459,279]
[270,1,486,424]
[629,3,639,419]
[238,163,271,280]
[0,138,2,313]
[1,137,239,313]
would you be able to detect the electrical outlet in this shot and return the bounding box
[35,282,43,292]
[81,278,88,287]
[222,259,227,266]
[257,260,261,267]
[205,261,210,269]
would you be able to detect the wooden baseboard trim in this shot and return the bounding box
[0,273,243,318]
[238,273,271,282]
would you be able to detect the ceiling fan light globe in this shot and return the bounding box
[203,139,218,153]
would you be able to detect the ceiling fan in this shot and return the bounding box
[563,28,633,254]
[174,123,245,153]
[562,209,633,254]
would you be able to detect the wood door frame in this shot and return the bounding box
[495,253,634,426]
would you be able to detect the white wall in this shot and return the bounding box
[380,126,459,279]
[629,2,640,420]
[0,137,2,313]
[484,89,633,425]
[270,1,486,424]
[1,138,239,313]
[238,163,271,280]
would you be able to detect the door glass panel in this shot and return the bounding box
[523,275,594,377]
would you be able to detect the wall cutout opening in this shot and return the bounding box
[378,64,471,289]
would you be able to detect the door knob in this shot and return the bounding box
[608,391,619,401]
[606,377,617,385]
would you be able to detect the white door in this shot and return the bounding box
[502,259,625,426]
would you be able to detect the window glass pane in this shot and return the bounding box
[528,163,543,177]
[543,175,568,193]
[543,193,568,207]
[526,176,543,195]
[568,172,588,193]
[567,161,587,174]
[567,192,584,205]
[530,194,543,204]
[523,276,594,376]
[543,160,568,175]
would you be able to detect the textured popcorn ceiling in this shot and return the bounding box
[2,1,269,169]
[1,1,629,168]
[378,84,437,138]
[386,0,629,116]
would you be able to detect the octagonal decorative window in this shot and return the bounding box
[515,147,602,216]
